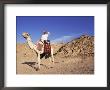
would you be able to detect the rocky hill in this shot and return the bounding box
[54,35,94,58]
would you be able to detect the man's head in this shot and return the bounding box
[43,31,48,34]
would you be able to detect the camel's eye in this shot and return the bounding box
[27,33,30,36]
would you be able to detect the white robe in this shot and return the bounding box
[41,32,50,41]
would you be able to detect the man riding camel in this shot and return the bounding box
[36,31,51,55]
[40,31,50,44]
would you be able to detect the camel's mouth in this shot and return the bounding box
[23,36,27,39]
[22,35,28,39]
[22,34,26,38]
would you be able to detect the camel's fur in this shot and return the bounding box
[22,32,54,70]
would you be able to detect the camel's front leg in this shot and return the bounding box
[37,53,41,69]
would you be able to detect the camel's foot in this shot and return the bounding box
[35,67,40,71]
[52,61,54,63]
[49,59,54,63]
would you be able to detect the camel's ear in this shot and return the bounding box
[27,33,30,36]
[25,33,29,36]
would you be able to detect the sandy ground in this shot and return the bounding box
[16,44,94,74]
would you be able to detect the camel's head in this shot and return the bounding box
[22,32,30,39]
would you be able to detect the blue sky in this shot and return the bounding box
[16,16,94,43]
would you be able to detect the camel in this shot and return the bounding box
[22,32,54,70]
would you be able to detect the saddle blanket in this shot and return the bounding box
[44,43,51,54]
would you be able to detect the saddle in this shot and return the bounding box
[36,40,51,59]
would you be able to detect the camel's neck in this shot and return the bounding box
[27,36,32,42]
[26,36,35,49]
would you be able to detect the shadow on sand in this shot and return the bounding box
[22,61,50,71]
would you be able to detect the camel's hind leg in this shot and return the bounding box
[51,48,54,63]
[37,53,41,70]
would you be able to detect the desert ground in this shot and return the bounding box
[16,35,94,74]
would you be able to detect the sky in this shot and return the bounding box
[16,16,94,43]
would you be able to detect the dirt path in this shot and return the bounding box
[17,56,94,74]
